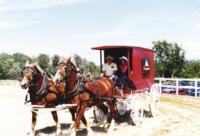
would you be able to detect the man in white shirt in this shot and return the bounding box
[101,55,117,78]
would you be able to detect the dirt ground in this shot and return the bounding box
[0,83,200,136]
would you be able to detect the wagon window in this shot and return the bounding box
[103,48,131,75]
[142,57,150,77]
[104,48,128,64]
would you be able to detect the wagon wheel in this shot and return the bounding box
[130,96,144,125]
[93,106,107,124]
[149,84,160,117]
[130,108,143,126]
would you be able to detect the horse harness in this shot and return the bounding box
[64,75,115,105]
[24,73,62,106]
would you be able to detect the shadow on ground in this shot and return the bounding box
[35,110,152,135]
[35,123,107,136]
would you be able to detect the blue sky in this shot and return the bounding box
[0,0,200,64]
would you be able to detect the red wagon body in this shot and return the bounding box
[92,45,154,92]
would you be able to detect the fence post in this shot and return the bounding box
[176,79,178,96]
[159,78,162,94]
[195,80,197,97]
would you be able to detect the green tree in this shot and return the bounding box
[7,62,21,79]
[49,55,60,75]
[37,54,50,70]
[73,54,100,75]
[87,61,100,76]
[180,60,200,78]
[13,53,32,68]
[153,40,185,78]
[52,55,60,67]
[0,53,13,79]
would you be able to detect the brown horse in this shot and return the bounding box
[20,63,87,135]
[53,57,117,134]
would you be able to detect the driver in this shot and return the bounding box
[101,55,117,79]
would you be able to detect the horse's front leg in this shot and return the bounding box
[68,104,88,135]
[29,111,37,136]
[51,111,61,135]
[69,107,88,128]
[105,101,117,132]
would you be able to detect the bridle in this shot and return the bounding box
[56,62,83,97]
[21,66,49,104]
[57,62,78,81]
[21,67,37,87]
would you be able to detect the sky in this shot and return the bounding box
[0,0,200,64]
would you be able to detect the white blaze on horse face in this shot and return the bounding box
[53,70,63,84]
[21,76,29,87]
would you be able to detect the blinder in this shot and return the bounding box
[57,62,78,79]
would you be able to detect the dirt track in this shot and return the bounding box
[0,84,200,136]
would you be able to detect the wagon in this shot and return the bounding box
[91,45,160,125]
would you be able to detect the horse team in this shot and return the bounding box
[20,56,120,136]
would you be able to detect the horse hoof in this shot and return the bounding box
[103,123,110,132]
[27,131,35,136]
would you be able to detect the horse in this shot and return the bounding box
[20,63,87,135]
[53,57,117,134]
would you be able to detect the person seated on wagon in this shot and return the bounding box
[114,56,136,90]
[100,55,117,79]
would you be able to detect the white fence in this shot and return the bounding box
[155,78,200,97]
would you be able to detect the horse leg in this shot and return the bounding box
[80,114,88,128]
[51,111,61,135]
[30,111,37,136]
[69,107,88,127]
[104,101,117,132]
[68,104,88,135]
[69,108,76,121]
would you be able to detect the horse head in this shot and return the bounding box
[20,63,44,89]
[53,56,78,84]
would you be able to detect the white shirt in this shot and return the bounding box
[102,62,117,77]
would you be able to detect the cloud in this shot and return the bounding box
[0,0,87,13]
[96,26,130,38]
[0,0,87,29]
[0,20,41,30]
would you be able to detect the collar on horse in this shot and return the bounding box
[64,76,83,100]
[25,73,53,104]
[64,74,100,102]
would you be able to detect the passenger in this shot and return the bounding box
[115,56,136,90]
[101,55,117,79]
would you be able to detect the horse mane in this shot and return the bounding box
[66,56,77,69]
[32,64,45,74]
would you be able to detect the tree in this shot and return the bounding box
[13,53,32,69]
[52,55,60,67]
[49,55,60,75]
[0,52,99,79]
[153,40,185,77]
[72,54,100,75]
[180,60,200,78]
[87,61,100,76]
[37,54,50,70]
[7,62,21,79]
[0,53,13,79]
